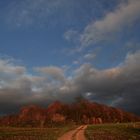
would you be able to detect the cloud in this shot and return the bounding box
[0,59,26,88]
[0,59,26,75]
[72,51,140,114]
[80,0,140,46]
[64,29,79,43]
[84,52,97,60]
[0,51,140,115]
[35,66,65,82]
[73,61,79,65]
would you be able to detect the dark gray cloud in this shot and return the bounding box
[71,51,140,114]
[0,51,140,115]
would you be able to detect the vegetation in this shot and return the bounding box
[85,122,140,140]
[0,100,139,127]
[0,100,140,139]
[0,124,77,140]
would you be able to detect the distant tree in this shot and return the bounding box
[75,95,87,103]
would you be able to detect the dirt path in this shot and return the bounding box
[58,125,87,140]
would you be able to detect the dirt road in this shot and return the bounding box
[58,125,87,140]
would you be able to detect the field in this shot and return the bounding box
[85,122,140,140]
[0,123,140,140]
[0,125,77,140]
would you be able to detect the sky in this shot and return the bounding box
[0,0,140,115]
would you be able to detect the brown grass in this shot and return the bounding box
[85,122,140,140]
[0,124,77,140]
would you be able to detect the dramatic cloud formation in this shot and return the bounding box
[72,51,140,114]
[0,50,140,115]
[0,0,140,116]
[80,0,140,46]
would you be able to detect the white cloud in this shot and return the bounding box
[80,0,140,46]
[64,29,79,42]
[0,59,26,75]
[35,66,65,82]
[73,60,79,65]
[84,52,96,60]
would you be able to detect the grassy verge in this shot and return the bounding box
[0,124,77,140]
[85,122,140,140]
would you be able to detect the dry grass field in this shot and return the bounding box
[0,125,77,140]
[85,122,140,140]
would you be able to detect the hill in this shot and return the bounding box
[0,100,139,127]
